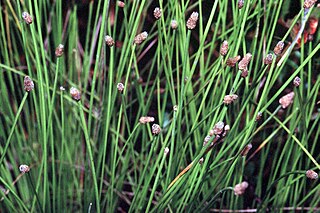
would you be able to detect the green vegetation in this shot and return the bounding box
[0,0,319,212]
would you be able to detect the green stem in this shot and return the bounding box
[0,92,28,165]
[78,102,100,213]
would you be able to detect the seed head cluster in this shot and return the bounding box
[213,121,225,135]
[226,55,241,67]
[139,116,155,124]
[117,1,125,8]
[220,40,229,56]
[24,76,34,92]
[273,41,284,55]
[223,94,238,105]
[55,44,64,57]
[117,83,125,92]
[153,7,162,20]
[70,87,81,101]
[234,181,248,195]
[264,53,273,65]
[152,124,161,135]
[22,12,32,24]
[238,53,252,70]
[134,32,148,45]
[238,0,244,9]
[186,12,199,30]
[306,170,318,179]
[293,77,301,87]
[303,0,317,9]
[279,91,294,109]
[105,35,115,47]
[255,112,262,121]
[19,164,30,173]
[171,20,178,29]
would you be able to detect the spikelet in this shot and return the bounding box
[213,121,225,135]
[186,12,199,30]
[19,164,30,173]
[152,124,161,135]
[238,53,252,70]
[264,53,273,65]
[105,35,115,47]
[293,77,301,87]
[273,41,284,55]
[117,83,124,92]
[306,170,318,179]
[234,181,248,195]
[303,0,317,9]
[226,55,241,67]
[70,87,81,101]
[279,92,294,109]
[153,7,162,20]
[139,116,155,124]
[220,40,229,56]
[117,1,125,8]
[223,94,238,105]
[55,44,64,57]
[134,32,148,45]
[238,0,244,9]
[22,12,32,24]
[171,20,178,29]
[24,76,34,92]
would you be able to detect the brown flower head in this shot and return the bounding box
[293,77,301,87]
[152,124,161,135]
[105,35,115,47]
[139,116,155,124]
[171,20,178,29]
[306,170,318,179]
[264,53,273,65]
[70,87,81,101]
[24,76,34,92]
[255,111,262,121]
[238,0,244,9]
[238,53,252,70]
[223,94,238,105]
[186,12,199,30]
[273,41,284,55]
[19,164,30,173]
[304,0,317,9]
[234,181,249,195]
[153,7,162,20]
[279,91,294,109]
[220,40,229,56]
[213,121,225,135]
[55,44,64,57]
[117,1,125,8]
[22,12,32,24]
[117,83,125,92]
[226,55,241,67]
[134,31,148,45]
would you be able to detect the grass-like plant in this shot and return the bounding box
[0,0,320,212]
